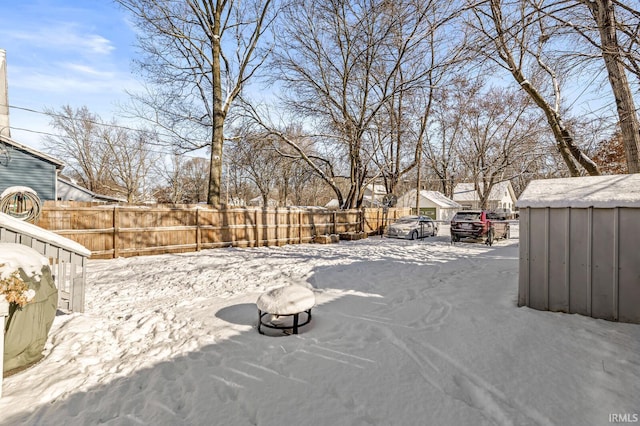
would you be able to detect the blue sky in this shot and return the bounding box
[1,0,139,149]
[0,1,628,155]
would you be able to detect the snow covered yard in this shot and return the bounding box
[1,225,639,425]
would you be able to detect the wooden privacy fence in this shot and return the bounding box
[35,204,411,259]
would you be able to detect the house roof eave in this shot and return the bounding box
[0,134,65,169]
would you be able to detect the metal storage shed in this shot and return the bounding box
[516,174,640,323]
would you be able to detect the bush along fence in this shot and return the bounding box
[36,203,411,259]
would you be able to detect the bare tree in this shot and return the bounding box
[182,157,210,203]
[99,126,160,202]
[227,133,283,206]
[581,0,640,172]
[271,139,323,206]
[422,77,474,198]
[456,85,544,209]
[242,103,358,209]
[281,162,328,206]
[538,0,640,172]
[45,106,160,202]
[156,154,188,204]
[116,0,275,205]
[156,155,209,204]
[43,105,109,193]
[368,1,465,200]
[255,0,448,208]
[466,0,600,176]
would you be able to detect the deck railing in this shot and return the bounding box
[0,212,90,313]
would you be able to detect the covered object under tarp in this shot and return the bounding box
[516,174,640,323]
[2,244,58,374]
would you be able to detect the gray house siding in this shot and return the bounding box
[0,145,58,200]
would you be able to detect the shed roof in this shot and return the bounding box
[516,174,640,208]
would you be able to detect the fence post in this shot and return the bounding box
[255,209,260,247]
[332,212,337,235]
[298,210,303,244]
[113,206,119,259]
[195,208,201,251]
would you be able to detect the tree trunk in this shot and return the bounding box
[585,0,640,173]
[208,9,224,206]
[488,0,599,176]
[415,144,422,214]
[518,79,599,176]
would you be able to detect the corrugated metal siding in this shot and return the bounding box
[618,209,640,322]
[591,209,615,320]
[0,146,57,200]
[568,208,589,316]
[519,206,640,323]
[528,208,548,311]
[517,208,529,308]
[548,208,568,312]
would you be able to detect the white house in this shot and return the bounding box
[324,198,340,209]
[325,184,388,209]
[248,196,278,207]
[453,181,517,213]
[396,189,461,221]
[363,184,386,205]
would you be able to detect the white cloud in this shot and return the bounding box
[9,65,139,95]
[3,24,115,56]
[0,2,142,148]
[83,34,115,55]
[61,62,116,78]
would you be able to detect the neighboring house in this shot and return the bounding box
[324,198,340,209]
[362,184,387,207]
[248,196,279,207]
[396,189,462,221]
[225,197,247,207]
[57,176,125,203]
[325,196,385,209]
[326,184,388,209]
[453,181,517,213]
[0,134,64,201]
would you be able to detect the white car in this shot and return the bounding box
[387,215,438,240]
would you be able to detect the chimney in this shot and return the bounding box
[0,49,10,138]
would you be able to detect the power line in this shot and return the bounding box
[8,125,207,159]
[3,102,212,158]
[0,104,212,146]
[7,103,161,134]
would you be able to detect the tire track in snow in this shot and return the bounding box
[406,335,554,426]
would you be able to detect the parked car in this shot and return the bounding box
[387,215,438,240]
[450,210,510,246]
